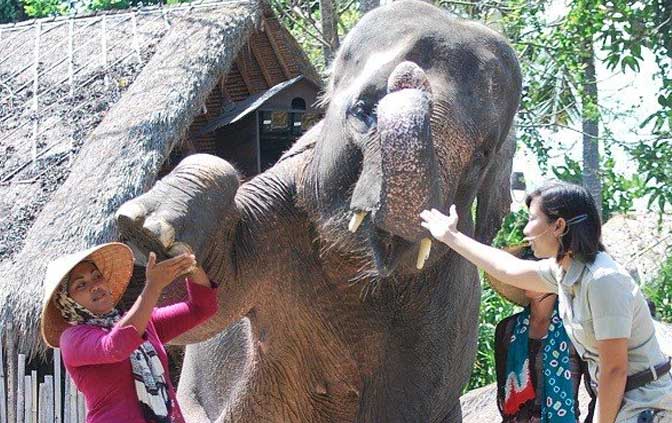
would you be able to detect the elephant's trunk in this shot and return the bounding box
[116,154,241,277]
[350,62,444,243]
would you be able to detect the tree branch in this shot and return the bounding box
[270,0,332,49]
[337,0,358,16]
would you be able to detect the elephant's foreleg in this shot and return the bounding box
[177,319,256,423]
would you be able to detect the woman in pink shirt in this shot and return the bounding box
[40,242,218,423]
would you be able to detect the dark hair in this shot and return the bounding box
[525,181,604,263]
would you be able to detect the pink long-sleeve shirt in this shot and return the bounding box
[60,279,218,423]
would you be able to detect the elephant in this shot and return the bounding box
[115,1,522,421]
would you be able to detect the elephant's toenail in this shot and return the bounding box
[143,217,175,249]
[116,202,147,225]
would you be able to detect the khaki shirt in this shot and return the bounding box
[536,252,672,422]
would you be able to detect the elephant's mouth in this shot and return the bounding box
[371,226,409,277]
[344,60,437,276]
[349,211,432,276]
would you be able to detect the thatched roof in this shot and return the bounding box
[0,0,264,357]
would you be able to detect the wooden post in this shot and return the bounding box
[53,350,61,423]
[101,16,108,88]
[67,378,75,423]
[77,391,84,423]
[68,19,74,98]
[6,327,16,423]
[38,383,45,423]
[255,111,261,174]
[22,375,29,423]
[235,58,253,95]
[131,13,141,63]
[263,20,291,80]
[67,18,75,163]
[32,22,41,172]
[16,354,24,423]
[62,376,69,423]
[161,7,170,28]
[0,334,7,423]
[250,38,273,87]
[44,376,54,423]
[31,121,38,173]
[30,372,36,423]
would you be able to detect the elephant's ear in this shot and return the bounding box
[475,130,516,245]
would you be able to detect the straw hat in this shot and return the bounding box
[40,242,134,348]
[483,244,533,307]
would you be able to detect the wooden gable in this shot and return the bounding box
[183,11,321,157]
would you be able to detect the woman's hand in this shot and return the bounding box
[188,264,212,287]
[145,252,197,291]
[420,205,459,244]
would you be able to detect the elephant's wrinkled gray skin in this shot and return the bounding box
[116,1,521,421]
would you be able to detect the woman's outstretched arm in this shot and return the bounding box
[420,206,555,293]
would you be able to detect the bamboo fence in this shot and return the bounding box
[0,337,86,423]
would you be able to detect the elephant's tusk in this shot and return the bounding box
[416,238,432,270]
[348,211,367,233]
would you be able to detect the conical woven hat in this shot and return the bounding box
[40,243,134,348]
[483,244,531,307]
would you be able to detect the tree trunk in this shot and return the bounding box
[359,0,380,14]
[581,42,602,219]
[319,0,339,64]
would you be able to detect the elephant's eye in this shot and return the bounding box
[347,99,376,130]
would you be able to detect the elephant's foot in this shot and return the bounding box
[117,203,183,262]
[116,154,241,266]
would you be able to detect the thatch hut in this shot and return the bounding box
[0,0,321,418]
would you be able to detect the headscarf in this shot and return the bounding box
[55,269,173,423]
[503,302,576,422]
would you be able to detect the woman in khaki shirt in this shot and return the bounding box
[420,181,672,423]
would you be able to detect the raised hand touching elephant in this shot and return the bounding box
[116,1,521,421]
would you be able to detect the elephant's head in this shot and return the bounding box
[299,0,521,277]
[114,0,520,345]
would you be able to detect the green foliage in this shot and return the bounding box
[492,208,529,248]
[466,209,527,390]
[625,140,672,215]
[21,0,181,17]
[270,0,360,77]
[491,0,672,192]
[23,0,68,17]
[0,0,25,23]
[551,148,646,221]
[87,0,164,11]
[87,0,129,11]
[600,0,672,139]
[600,153,646,220]
[642,253,672,323]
